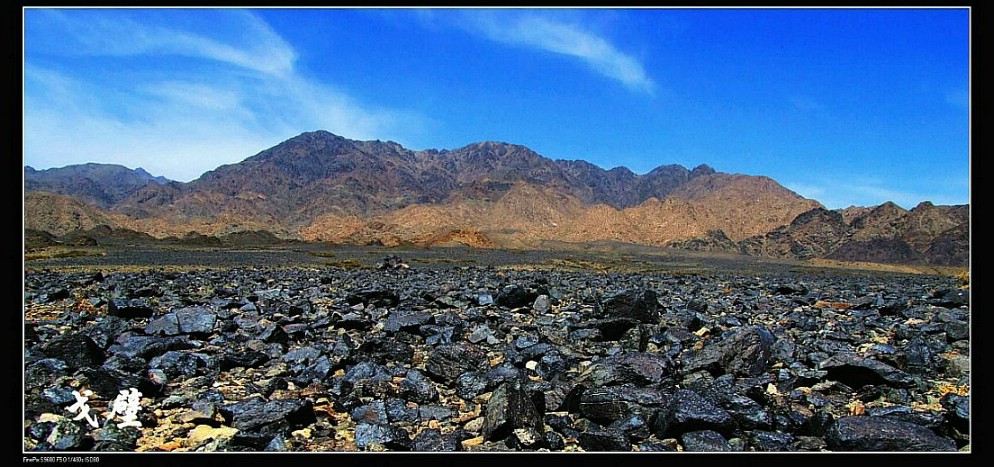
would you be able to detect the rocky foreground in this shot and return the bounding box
[23,257,970,453]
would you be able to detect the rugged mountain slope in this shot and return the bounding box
[22,130,967,265]
[679,201,970,266]
[23,192,127,236]
[25,163,169,209]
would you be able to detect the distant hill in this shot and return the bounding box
[25,163,172,209]
[23,131,968,266]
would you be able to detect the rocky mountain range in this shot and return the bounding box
[23,131,969,266]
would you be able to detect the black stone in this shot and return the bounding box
[354,422,411,450]
[824,416,958,451]
[653,389,736,439]
[482,380,543,441]
[680,429,734,452]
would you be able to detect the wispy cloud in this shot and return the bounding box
[785,178,966,210]
[38,9,296,77]
[23,9,424,182]
[944,88,968,110]
[459,10,656,94]
[788,95,825,111]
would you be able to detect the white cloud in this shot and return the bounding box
[945,88,968,110]
[35,9,296,77]
[788,96,825,111]
[785,179,964,210]
[462,10,656,94]
[23,9,425,182]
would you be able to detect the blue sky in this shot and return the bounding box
[23,7,970,210]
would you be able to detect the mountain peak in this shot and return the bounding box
[691,164,716,177]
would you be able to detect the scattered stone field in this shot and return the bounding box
[23,244,970,454]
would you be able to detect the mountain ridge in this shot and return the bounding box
[23,131,969,266]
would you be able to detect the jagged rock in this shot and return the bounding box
[40,333,105,370]
[412,428,463,451]
[22,263,970,453]
[576,352,674,387]
[108,298,155,318]
[824,416,957,451]
[681,325,776,377]
[382,310,433,333]
[219,397,315,436]
[577,428,631,451]
[577,386,668,424]
[653,389,737,439]
[398,369,438,403]
[680,430,735,452]
[818,352,915,388]
[749,430,796,451]
[354,422,411,450]
[346,287,399,308]
[496,284,537,309]
[600,289,660,323]
[482,380,543,441]
[424,343,488,383]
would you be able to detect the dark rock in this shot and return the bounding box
[532,295,552,313]
[356,336,415,365]
[818,353,915,388]
[601,289,660,323]
[412,428,462,451]
[576,352,674,387]
[82,316,133,349]
[824,416,958,451]
[149,350,208,378]
[354,422,411,450]
[941,393,969,434]
[398,369,438,403]
[482,380,543,441]
[577,428,631,451]
[932,288,968,308]
[38,288,71,303]
[110,335,193,360]
[477,293,495,306]
[346,287,399,308]
[256,323,288,344]
[220,350,271,370]
[425,343,488,383]
[496,285,537,309]
[588,318,640,341]
[375,254,408,270]
[384,398,419,424]
[351,400,388,424]
[681,325,776,377]
[680,430,734,452]
[108,298,155,318]
[341,360,392,390]
[722,394,772,430]
[144,314,181,336]
[219,397,316,436]
[75,366,163,399]
[419,405,455,422]
[653,389,736,439]
[607,413,651,440]
[40,333,105,370]
[749,430,795,451]
[382,310,433,333]
[577,386,667,424]
[455,372,492,400]
[40,417,93,451]
[91,423,141,451]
